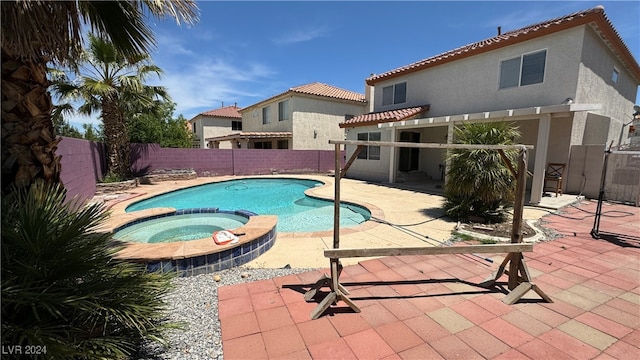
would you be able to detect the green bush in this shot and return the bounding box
[1,181,176,359]
[444,121,520,223]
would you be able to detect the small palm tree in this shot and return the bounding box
[53,34,171,180]
[444,121,521,222]
[1,0,198,194]
[1,180,177,358]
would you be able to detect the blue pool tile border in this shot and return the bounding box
[141,222,276,277]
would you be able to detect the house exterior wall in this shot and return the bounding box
[344,126,393,182]
[241,95,366,150]
[576,26,639,147]
[371,27,586,117]
[190,115,239,149]
[291,97,365,150]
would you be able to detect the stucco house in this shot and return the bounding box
[188,105,242,149]
[207,83,367,150]
[340,5,640,204]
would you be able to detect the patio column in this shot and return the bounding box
[530,114,551,204]
[388,129,396,183]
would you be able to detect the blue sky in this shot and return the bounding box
[69,0,640,129]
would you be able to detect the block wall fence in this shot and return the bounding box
[58,137,343,202]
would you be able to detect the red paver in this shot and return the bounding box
[517,338,575,360]
[479,317,535,348]
[250,290,285,311]
[381,298,424,320]
[221,311,260,340]
[359,303,399,327]
[429,334,483,359]
[255,306,294,332]
[218,282,250,301]
[262,325,306,358]
[344,328,396,359]
[398,343,445,360]
[374,321,424,353]
[575,312,634,339]
[223,333,268,360]
[450,299,497,325]
[328,313,371,337]
[296,317,341,347]
[217,201,639,360]
[539,329,601,360]
[307,338,358,360]
[246,278,278,294]
[456,326,511,358]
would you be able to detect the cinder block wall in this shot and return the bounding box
[57,136,106,202]
[57,139,343,201]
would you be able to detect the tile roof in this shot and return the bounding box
[340,105,430,128]
[367,6,640,85]
[205,132,292,141]
[289,82,366,103]
[241,82,366,111]
[199,105,242,119]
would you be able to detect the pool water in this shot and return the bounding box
[113,212,248,243]
[126,178,370,232]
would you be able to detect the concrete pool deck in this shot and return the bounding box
[100,174,580,269]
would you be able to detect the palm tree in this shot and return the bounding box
[1,0,198,194]
[54,34,171,180]
[444,121,521,222]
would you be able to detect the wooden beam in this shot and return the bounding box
[341,145,364,178]
[330,140,533,150]
[324,244,533,259]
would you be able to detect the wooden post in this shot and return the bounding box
[334,143,341,249]
[508,147,527,290]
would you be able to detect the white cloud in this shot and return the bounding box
[271,26,329,45]
[158,58,278,119]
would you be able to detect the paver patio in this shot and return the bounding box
[219,200,639,359]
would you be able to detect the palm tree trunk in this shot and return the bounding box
[1,47,62,194]
[102,97,131,179]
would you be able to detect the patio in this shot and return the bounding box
[218,199,639,359]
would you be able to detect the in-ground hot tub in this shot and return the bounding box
[112,211,249,243]
[112,208,277,276]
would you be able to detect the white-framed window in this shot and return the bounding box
[499,49,547,89]
[356,132,381,160]
[278,100,289,121]
[262,106,271,124]
[612,67,619,84]
[232,121,242,130]
[382,82,407,106]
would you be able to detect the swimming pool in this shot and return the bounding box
[125,178,371,232]
[112,211,249,243]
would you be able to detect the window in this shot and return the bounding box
[612,68,619,84]
[192,122,197,133]
[278,100,289,121]
[254,141,272,149]
[232,121,242,131]
[356,132,381,160]
[262,106,270,124]
[277,140,288,149]
[499,50,547,89]
[382,82,407,105]
[345,114,354,121]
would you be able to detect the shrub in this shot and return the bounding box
[1,180,176,359]
[444,121,520,223]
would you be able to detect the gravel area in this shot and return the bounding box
[136,266,317,360]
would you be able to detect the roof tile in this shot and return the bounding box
[367,6,639,84]
[340,105,430,128]
[200,105,242,119]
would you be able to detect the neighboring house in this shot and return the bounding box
[207,83,367,150]
[340,5,640,204]
[188,105,242,149]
